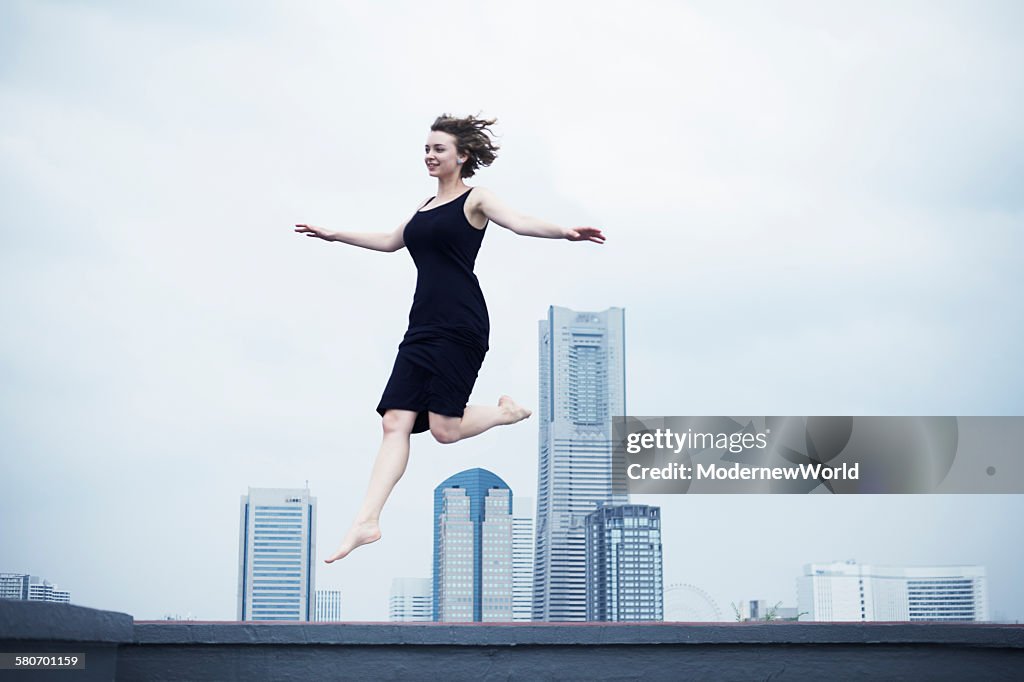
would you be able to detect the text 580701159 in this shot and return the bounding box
[0,653,86,669]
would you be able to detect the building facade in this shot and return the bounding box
[797,561,989,622]
[389,577,432,622]
[236,487,317,621]
[512,495,535,621]
[315,589,342,621]
[433,469,513,622]
[585,504,663,621]
[534,306,628,621]
[0,574,70,604]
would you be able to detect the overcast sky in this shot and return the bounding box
[2,0,1022,622]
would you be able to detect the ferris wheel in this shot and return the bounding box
[663,583,724,622]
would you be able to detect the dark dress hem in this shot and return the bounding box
[374,404,465,435]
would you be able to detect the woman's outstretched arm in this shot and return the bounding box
[293,221,407,252]
[473,187,605,243]
[294,199,433,252]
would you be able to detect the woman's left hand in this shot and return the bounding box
[566,227,606,244]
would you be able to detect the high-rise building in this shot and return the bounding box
[512,495,535,621]
[0,573,70,604]
[797,561,989,622]
[315,589,342,621]
[534,306,627,621]
[389,577,432,622]
[237,486,317,621]
[585,504,663,621]
[433,468,513,622]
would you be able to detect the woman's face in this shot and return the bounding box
[424,130,463,177]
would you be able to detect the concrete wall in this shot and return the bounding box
[3,600,1023,681]
[0,601,131,681]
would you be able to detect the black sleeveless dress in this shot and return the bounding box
[376,187,489,433]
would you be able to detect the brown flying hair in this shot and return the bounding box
[430,113,500,179]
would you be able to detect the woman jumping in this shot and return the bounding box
[295,114,605,563]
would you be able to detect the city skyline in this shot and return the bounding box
[3,2,1022,624]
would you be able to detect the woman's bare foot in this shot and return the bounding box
[498,395,532,425]
[324,520,381,563]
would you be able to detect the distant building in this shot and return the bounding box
[586,504,663,621]
[315,589,342,621]
[0,573,70,604]
[798,561,989,622]
[735,599,798,622]
[389,578,432,622]
[237,486,317,621]
[534,306,628,622]
[512,496,535,621]
[433,469,514,622]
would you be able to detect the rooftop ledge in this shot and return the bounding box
[3,601,1023,681]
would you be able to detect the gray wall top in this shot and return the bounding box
[131,621,1024,647]
[3,601,1021,649]
[0,601,134,643]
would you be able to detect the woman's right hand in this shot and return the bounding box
[294,223,335,241]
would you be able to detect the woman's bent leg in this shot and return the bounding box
[429,395,531,444]
[324,409,417,563]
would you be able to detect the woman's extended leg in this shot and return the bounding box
[324,409,417,563]
[428,395,531,444]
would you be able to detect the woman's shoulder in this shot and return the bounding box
[466,186,496,208]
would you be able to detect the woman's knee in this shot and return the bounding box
[429,415,461,445]
[381,410,415,435]
[430,426,461,445]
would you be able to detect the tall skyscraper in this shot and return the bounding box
[433,468,513,622]
[389,577,432,622]
[512,495,535,621]
[315,589,342,621]
[797,561,989,622]
[534,306,627,621]
[585,504,663,621]
[0,573,70,604]
[237,486,317,621]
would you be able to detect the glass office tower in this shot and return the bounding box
[585,504,664,621]
[433,468,513,622]
[533,306,628,621]
[237,486,316,621]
